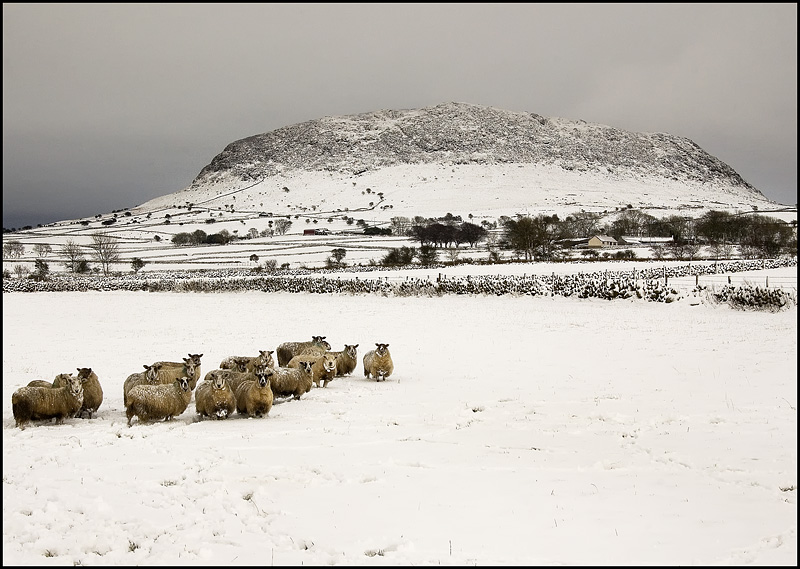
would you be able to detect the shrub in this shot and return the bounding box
[131,258,147,273]
[363,227,391,236]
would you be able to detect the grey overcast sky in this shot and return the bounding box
[3,3,797,229]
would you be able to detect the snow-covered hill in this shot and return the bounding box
[134,101,784,223]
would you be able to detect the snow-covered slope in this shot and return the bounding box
[135,102,782,222]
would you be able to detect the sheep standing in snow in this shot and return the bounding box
[234,367,274,418]
[203,364,270,395]
[220,350,275,373]
[195,374,236,420]
[363,343,394,381]
[12,374,84,429]
[154,357,200,390]
[27,379,57,388]
[126,377,193,426]
[331,344,359,377]
[276,336,331,367]
[270,359,315,400]
[154,353,203,389]
[54,367,103,419]
[288,352,338,388]
[26,372,74,389]
[123,363,163,407]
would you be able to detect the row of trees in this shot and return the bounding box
[389,210,796,261]
[3,234,123,277]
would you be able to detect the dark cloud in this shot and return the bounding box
[3,3,796,229]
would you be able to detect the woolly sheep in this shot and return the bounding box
[26,372,74,389]
[76,368,104,419]
[234,367,274,418]
[12,374,84,429]
[154,357,200,390]
[363,343,394,381]
[331,344,359,376]
[218,356,250,373]
[53,367,104,419]
[126,377,193,426]
[123,363,163,407]
[195,374,236,420]
[219,350,275,373]
[270,359,315,400]
[203,364,269,395]
[276,336,331,366]
[288,352,338,388]
[27,380,56,388]
[155,353,203,389]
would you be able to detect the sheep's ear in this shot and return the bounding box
[143,364,150,370]
[354,344,359,348]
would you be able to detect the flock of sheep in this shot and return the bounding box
[10,337,394,429]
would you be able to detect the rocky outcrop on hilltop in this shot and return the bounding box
[191,102,763,198]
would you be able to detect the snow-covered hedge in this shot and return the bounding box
[2,258,795,310]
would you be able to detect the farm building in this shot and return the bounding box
[619,235,674,245]
[587,235,618,248]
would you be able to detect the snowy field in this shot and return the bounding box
[2,273,797,565]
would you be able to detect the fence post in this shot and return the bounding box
[695,274,699,287]
[766,275,769,288]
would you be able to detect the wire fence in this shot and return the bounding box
[665,274,797,291]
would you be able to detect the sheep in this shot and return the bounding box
[218,356,250,372]
[52,367,103,419]
[270,359,315,400]
[126,376,193,426]
[363,343,394,381]
[331,344,359,377]
[299,345,327,356]
[154,357,201,390]
[27,380,57,388]
[276,336,331,366]
[75,368,104,419]
[154,353,203,389]
[288,352,338,388]
[123,363,163,407]
[234,367,274,418]
[195,374,236,420]
[202,364,270,395]
[12,374,84,429]
[219,350,275,373]
[26,372,74,389]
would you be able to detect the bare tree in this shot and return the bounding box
[3,240,24,259]
[273,218,292,236]
[13,264,29,279]
[60,239,85,273]
[390,216,411,236]
[87,233,121,276]
[649,243,667,261]
[33,243,53,258]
